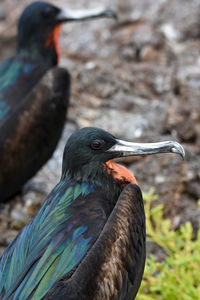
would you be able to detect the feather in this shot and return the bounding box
[0,57,70,202]
[0,181,104,299]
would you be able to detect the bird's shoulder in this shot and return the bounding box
[0,56,70,128]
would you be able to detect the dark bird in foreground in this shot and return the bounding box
[0,1,117,202]
[0,127,184,299]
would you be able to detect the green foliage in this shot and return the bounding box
[136,189,200,300]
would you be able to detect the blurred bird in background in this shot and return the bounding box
[0,127,184,300]
[0,1,117,202]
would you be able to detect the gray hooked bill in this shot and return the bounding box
[56,7,118,22]
[107,139,185,160]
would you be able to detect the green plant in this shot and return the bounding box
[136,189,200,300]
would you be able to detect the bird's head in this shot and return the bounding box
[17,1,117,68]
[62,127,185,185]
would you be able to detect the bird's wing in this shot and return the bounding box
[0,57,45,124]
[44,183,146,300]
[0,57,70,201]
[0,181,108,300]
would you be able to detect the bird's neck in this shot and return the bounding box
[17,45,57,70]
[63,160,137,202]
[17,25,61,69]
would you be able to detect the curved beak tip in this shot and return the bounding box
[171,144,185,160]
[104,8,118,20]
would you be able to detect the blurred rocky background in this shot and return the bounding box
[0,0,200,256]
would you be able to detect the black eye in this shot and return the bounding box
[42,6,58,18]
[43,7,52,16]
[90,139,105,150]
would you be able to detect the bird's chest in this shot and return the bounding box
[68,186,116,231]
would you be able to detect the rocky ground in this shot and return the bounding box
[0,0,200,256]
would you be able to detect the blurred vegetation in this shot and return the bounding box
[136,189,200,300]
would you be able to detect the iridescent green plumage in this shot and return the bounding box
[0,58,35,94]
[0,181,99,299]
[0,57,45,122]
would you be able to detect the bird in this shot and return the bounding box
[0,1,117,202]
[0,127,185,300]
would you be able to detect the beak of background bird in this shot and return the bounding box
[107,139,185,160]
[56,7,118,22]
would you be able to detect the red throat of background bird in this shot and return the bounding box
[45,24,61,64]
[105,160,138,186]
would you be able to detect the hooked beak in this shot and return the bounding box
[107,139,185,160]
[56,7,117,22]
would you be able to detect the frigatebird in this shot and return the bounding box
[0,1,117,202]
[0,127,184,299]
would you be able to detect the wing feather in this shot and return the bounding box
[0,181,106,300]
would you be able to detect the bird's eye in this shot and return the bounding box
[42,7,56,18]
[43,7,51,15]
[90,139,105,150]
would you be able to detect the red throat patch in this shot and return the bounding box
[45,24,61,64]
[105,160,138,185]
